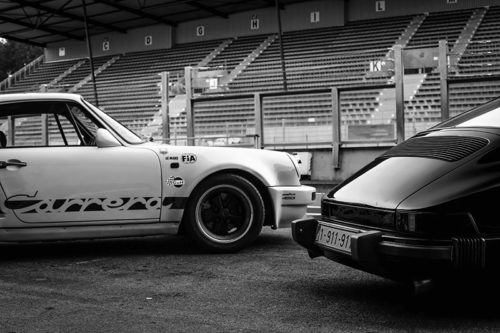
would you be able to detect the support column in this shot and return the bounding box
[160,72,170,143]
[185,67,195,146]
[254,93,264,149]
[331,87,340,169]
[439,40,449,121]
[394,45,405,143]
[8,116,14,146]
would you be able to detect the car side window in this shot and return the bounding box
[69,105,99,139]
[0,101,103,148]
[6,113,80,147]
[64,104,102,146]
[0,118,8,148]
[13,114,44,147]
[48,113,81,146]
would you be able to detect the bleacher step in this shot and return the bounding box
[220,34,277,87]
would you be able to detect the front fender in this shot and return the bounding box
[142,145,301,226]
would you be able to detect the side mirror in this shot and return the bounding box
[96,128,121,148]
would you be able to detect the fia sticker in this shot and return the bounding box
[282,192,296,200]
[166,176,184,188]
[181,154,197,164]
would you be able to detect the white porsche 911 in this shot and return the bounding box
[0,93,315,252]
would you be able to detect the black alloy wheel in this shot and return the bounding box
[185,174,265,252]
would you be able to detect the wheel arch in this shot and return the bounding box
[178,168,275,234]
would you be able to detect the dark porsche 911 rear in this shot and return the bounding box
[292,97,500,281]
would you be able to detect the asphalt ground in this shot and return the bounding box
[0,227,500,333]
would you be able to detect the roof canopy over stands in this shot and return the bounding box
[0,0,304,47]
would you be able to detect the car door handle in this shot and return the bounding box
[0,159,27,169]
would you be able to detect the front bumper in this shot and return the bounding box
[268,185,315,228]
[292,218,499,280]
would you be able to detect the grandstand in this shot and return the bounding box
[76,39,225,133]
[192,14,413,142]
[450,5,500,115]
[5,58,81,93]
[1,1,500,152]
[227,15,413,92]
[402,6,500,138]
[405,8,484,133]
[405,9,474,49]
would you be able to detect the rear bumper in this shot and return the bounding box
[292,218,498,280]
[268,185,316,228]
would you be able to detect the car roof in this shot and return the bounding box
[0,92,82,103]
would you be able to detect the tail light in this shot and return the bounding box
[395,211,478,237]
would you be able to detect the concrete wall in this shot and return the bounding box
[347,0,497,21]
[175,0,344,44]
[45,0,498,62]
[45,25,173,62]
[45,0,344,62]
[293,146,392,182]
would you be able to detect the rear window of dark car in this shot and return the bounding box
[435,97,500,129]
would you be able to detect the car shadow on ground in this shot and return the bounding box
[299,272,500,321]
[0,235,206,261]
[0,227,293,262]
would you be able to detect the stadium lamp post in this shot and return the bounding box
[394,44,405,144]
[82,0,99,107]
[275,0,288,91]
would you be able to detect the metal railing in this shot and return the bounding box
[159,134,260,148]
[0,54,44,91]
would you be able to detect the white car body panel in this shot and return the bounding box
[141,144,310,229]
[0,146,161,225]
[0,93,315,243]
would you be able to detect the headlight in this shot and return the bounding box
[395,211,478,237]
[287,153,301,178]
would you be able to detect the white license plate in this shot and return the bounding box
[314,223,358,254]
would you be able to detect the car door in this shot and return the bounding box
[0,100,162,225]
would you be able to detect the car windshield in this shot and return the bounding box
[436,96,500,129]
[81,98,143,144]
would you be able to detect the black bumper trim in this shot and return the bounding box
[379,241,452,260]
[291,218,322,258]
[452,237,486,269]
[292,218,455,269]
[351,230,383,264]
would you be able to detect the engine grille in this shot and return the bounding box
[382,136,488,162]
[322,201,395,230]
[452,237,485,269]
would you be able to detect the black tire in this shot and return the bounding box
[184,174,265,252]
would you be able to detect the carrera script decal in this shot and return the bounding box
[4,192,189,214]
[4,191,41,210]
[5,195,163,214]
[162,197,187,209]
